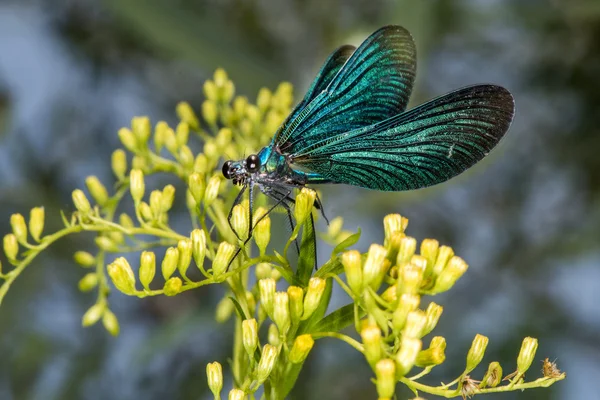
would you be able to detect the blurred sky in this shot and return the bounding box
[1,1,600,399]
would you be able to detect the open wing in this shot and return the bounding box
[291,85,515,191]
[274,25,417,154]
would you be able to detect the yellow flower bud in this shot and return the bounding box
[256,344,279,384]
[415,345,446,367]
[363,244,389,290]
[85,176,109,206]
[179,145,194,169]
[203,140,218,159]
[78,272,98,292]
[204,175,221,206]
[29,207,45,242]
[161,247,179,280]
[403,310,427,339]
[111,149,127,180]
[302,277,326,320]
[397,236,417,264]
[215,297,234,323]
[294,188,316,225]
[431,245,455,283]
[245,105,260,125]
[420,238,439,277]
[228,389,244,400]
[256,88,272,112]
[202,100,218,126]
[383,214,407,244]
[361,325,382,366]
[273,291,290,335]
[72,189,91,215]
[287,286,304,325]
[433,256,468,292]
[215,128,232,150]
[206,362,223,398]
[139,251,156,290]
[190,229,207,273]
[74,251,95,267]
[194,154,208,174]
[392,294,421,332]
[107,257,136,294]
[188,173,205,205]
[129,169,145,203]
[131,116,151,145]
[466,334,489,373]
[163,277,182,296]
[154,121,168,152]
[102,309,120,336]
[222,81,235,104]
[398,262,424,295]
[161,184,175,212]
[231,202,249,240]
[131,155,148,172]
[341,250,363,295]
[119,213,134,228]
[268,323,280,346]
[395,337,422,377]
[164,127,178,155]
[327,216,343,238]
[421,302,443,336]
[255,262,272,280]
[94,236,117,252]
[138,202,153,222]
[10,213,27,244]
[259,278,276,317]
[375,359,396,399]
[118,127,137,152]
[480,361,503,388]
[177,239,193,278]
[149,190,163,219]
[213,241,236,278]
[242,318,258,357]
[82,303,105,327]
[289,334,314,364]
[517,337,538,375]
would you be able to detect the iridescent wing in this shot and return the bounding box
[274,25,417,154]
[291,85,515,191]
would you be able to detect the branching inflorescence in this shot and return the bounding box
[0,70,564,399]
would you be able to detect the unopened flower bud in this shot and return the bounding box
[82,303,105,327]
[111,149,127,180]
[178,145,194,169]
[259,278,276,317]
[206,362,223,398]
[287,286,304,324]
[517,337,538,375]
[149,190,163,219]
[341,250,363,295]
[129,169,145,203]
[383,214,407,244]
[398,262,423,295]
[392,294,420,332]
[215,128,232,150]
[361,325,382,366]
[72,190,91,215]
[256,88,272,112]
[213,241,236,278]
[85,176,109,206]
[74,251,95,267]
[190,229,207,272]
[161,247,179,280]
[256,344,279,384]
[102,309,120,336]
[294,188,316,225]
[164,127,178,154]
[363,244,389,290]
[231,203,249,240]
[10,213,27,244]
[161,185,175,212]
[176,102,199,130]
[433,256,468,292]
[397,236,417,264]
[375,359,396,399]
[154,121,168,152]
[204,176,221,206]
[228,389,244,400]
[403,310,427,339]
[395,337,422,377]
[3,233,18,261]
[242,318,258,357]
[327,216,343,238]
[194,154,208,174]
[138,202,153,221]
[177,239,193,277]
[268,323,280,346]
[119,213,134,228]
[175,122,190,147]
[302,277,326,320]
[78,272,98,292]
[421,302,443,336]
[432,245,454,278]
[95,236,117,252]
[163,277,182,296]
[29,207,45,242]
[420,239,439,277]
[466,334,489,373]
[139,251,156,290]
[131,116,151,145]
[415,345,446,368]
[107,257,136,294]
[273,292,290,335]
[480,361,503,388]
[253,207,271,254]
[118,127,137,152]
[202,100,218,126]
[188,173,205,204]
[289,334,314,364]
[215,297,234,323]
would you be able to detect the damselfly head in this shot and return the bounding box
[222,154,261,186]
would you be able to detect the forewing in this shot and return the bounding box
[274,25,416,154]
[293,85,515,191]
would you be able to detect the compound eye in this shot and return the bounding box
[222,160,233,179]
[246,154,260,173]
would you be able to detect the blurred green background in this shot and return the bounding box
[1,0,599,399]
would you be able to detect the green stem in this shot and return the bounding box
[311,332,364,353]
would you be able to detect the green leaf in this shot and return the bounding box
[314,258,343,278]
[297,278,333,334]
[228,296,249,321]
[331,228,361,258]
[306,303,356,334]
[296,215,316,287]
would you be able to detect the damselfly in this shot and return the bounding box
[221,25,514,265]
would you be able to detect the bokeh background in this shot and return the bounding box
[1,0,599,399]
